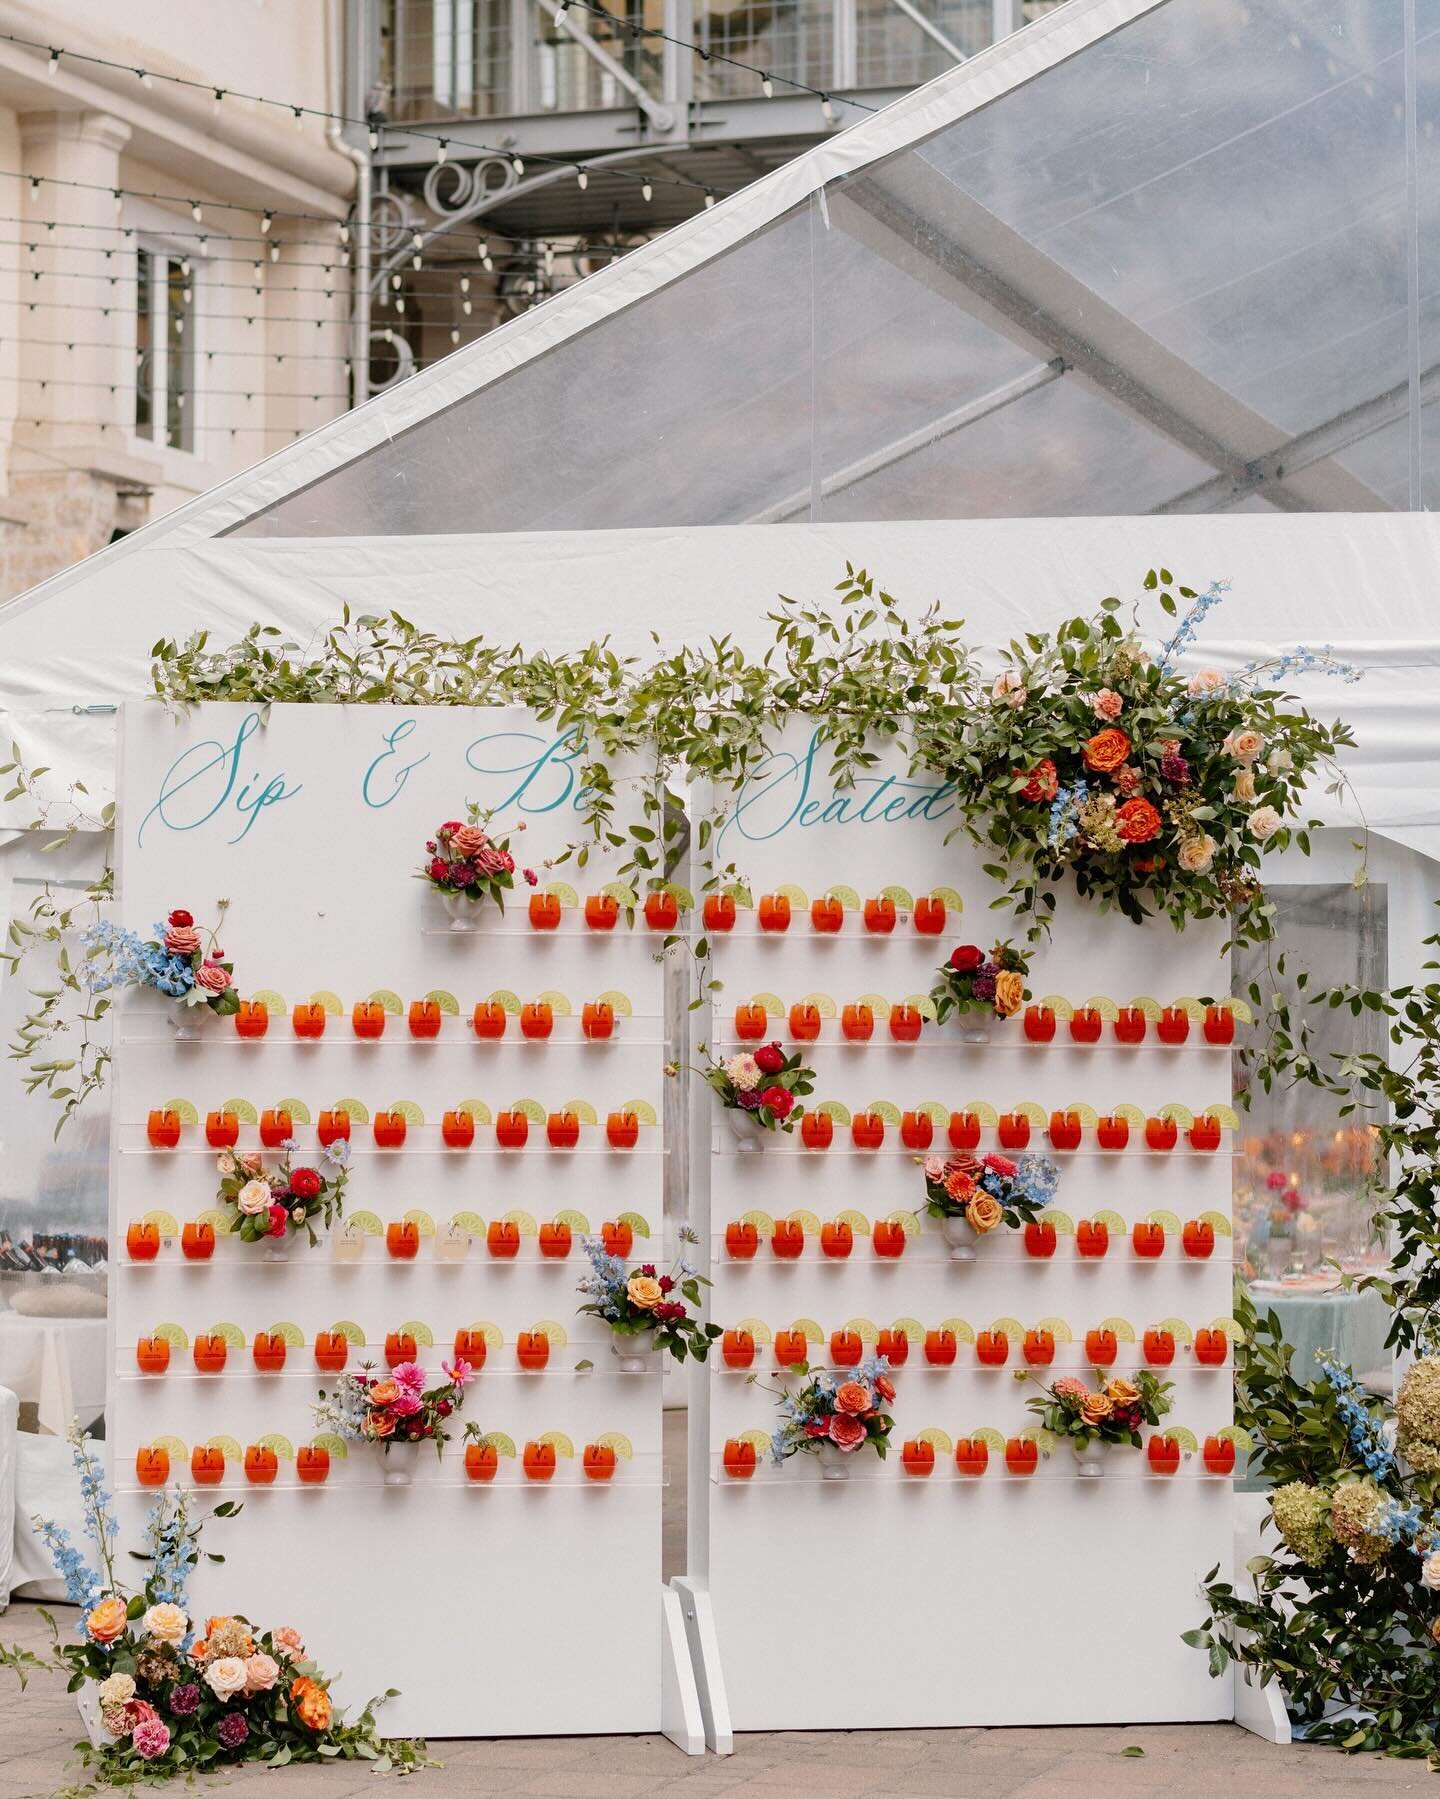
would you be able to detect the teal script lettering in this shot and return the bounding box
[138,712,301,846]
[715,731,953,851]
[465,727,592,816]
[362,717,430,808]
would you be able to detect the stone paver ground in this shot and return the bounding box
[0,1600,1433,1798]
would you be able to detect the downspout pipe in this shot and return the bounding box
[327,0,372,404]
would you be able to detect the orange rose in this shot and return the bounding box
[369,1381,399,1405]
[993,970,1025,1016]
[834,1382,870,1416]
[1015,759,1058,803]
[965,1193,1003,1235]
[1105,1378,1140,1405]
[1083,728,1131,774]
[367,1410,397,1439]
[290,1676,333,1732]
[626,1275,663,1311]
[86,1595,129,1645]
[1080,1392,1114,1425]
[1115,797,1161,843]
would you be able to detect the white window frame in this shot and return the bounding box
[133,237,198,455]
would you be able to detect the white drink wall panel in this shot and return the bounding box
[704,728,1234,1729]
[112,703,666,1737]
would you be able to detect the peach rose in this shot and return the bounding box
[1248,805,1281,841]
[1105,1378,1140,1406]
[204,1657,249,1699]
[369,1381,399,1405]
[1082,728,1131,774]
[965,1193,1004,1235]
[86,1596,128,1645]
[1091,688,1124,720]
[237,1152,264,1176]
[1226,729,1265,763]
[1080,1392,1114,1425]
[626,1275,663,1311]
[272,1627,304,1658]
[993,969,1024,1016]
[290,1676,332,1731]
[143,1603,188,1644]
[236,1178,271,1216]
[367,1410,396,1439]
[1188,668,1226,697]
[991,670,1027,708]
[163,925,201,956]
[834,1382,870,1416]
[244,1653,280,1694]
[1234,769,1257,802]
[449,824,490,859]
[1176,834,1216,874]
[827,1414,868,1452]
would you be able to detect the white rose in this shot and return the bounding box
[204,1656,249,1699]
[1422,1551,1440,1591]
[724,1054,762,1093]
[97,1672,136,1708]
[1187,668,1226,697]
[236,1178,271,1216]
[991,670,1027,709]
[216,1151,236,1176]
[1176,834,1216,875]
[143,1602,188,1644]
[1267,748,1294,774]
[1248,806,1282,841]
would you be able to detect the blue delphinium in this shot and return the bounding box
[1156,579,1229,676]
[577,1236,629,1320]
[32,1518,101,1620]
[1319,1355,1396,1478]
[84,919,196,999]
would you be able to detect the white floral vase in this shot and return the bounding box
[1072,1439,1105,1479]
[382,1458,413,1487]
[723,1107,766,1154]
[958,1017,991,1045]
[611,1327,660,1373]
[818,1444,853,1480]
[940,1214,977,1262]
[439,891,475,933]
[168,1005,209,1040]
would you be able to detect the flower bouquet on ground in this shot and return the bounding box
[0,1426,427,1778]
[766,1358,897,1478]
[1026,1368,1173,1477]
[419,803,536,916]
[930,941,1029,1034]
[313,1357,473,1483]
[699,1041,814,1151]
[577,1227,721,1368]
[85,905,240,1023]
[953,574,1358,941]
[919,1150,1058,1260]
[215,1139,350,1246]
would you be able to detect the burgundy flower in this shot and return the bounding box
[753,1042,786,1075]
[215,1713,249,1749]
[949,944,984,972]
[523,868,539,886]
[640,1264,657,1278]
[1160,752,1191,784]
[658,1275,674,1293]
[761,1086,794,1119]
[452,862,477,887]
[169,1684,200,1718]
[436,1400,453,1416]
[971,969,998,1000]
[736,1090,764,1111]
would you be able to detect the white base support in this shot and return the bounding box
[660,1584,706,1754]
[1233,1662,1292,1745]
[670,1575,733,1755]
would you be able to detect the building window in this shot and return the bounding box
[135,247,194,451]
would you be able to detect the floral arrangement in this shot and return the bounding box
[930,941,1029,1024]
[85,905,240,1015]
[953,574,1358,940]
[0,1426,425,1778]
[215,1139,350,1246]
[767,1357,896,1463]
[699,1041,814,1133]
[313,1357,473,1456]
[919,1150,1058,1233]
[419,803,536,907]
[1025,1367,1172,1449]
[576,1228,721,1363]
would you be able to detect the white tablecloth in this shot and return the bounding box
[0,1313,107,1434]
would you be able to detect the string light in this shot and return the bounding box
[46,46,59,77]
[261,212,273,235]
[576,168,588,190]
[436,138,448,165]
[642,181,653,203]
[761,74,774,98]
[191,201,202,222]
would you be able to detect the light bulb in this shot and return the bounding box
[511,154,524,175]
[577,168,588,189]
[261,213,273,234]
[460,276,470,293]
[642,181,653,203]
[191,202,202,222]
[47,49,60,78]
[762,75,773,97]
[436,140,448,165]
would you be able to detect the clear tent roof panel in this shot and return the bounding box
[222,0,1436,538]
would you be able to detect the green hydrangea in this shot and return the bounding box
[1329,1481,1391,1565]
[1395,1356,1440,1470]
[1270,1481,1333,1567]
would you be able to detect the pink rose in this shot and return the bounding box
[983,1154,1018,1177]
[827,1414,867,1452]
[474,844,509,876]
[238,1152,264,1176]
[1091,688,1124,720]
[272,1627,304,1657]
[164,925,201,956]
[194,961,231,993]
[132,1717,171,1760]
[243,1652,279,1694]
[449,824,490,859]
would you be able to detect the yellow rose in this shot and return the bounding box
[1233,769,1257,803]
[1080,1392,1114,1425]
[86,1595,129,1645]
[965,1193,1004,1235]
[626,1275,663,1311]
[1104,1378,1139,1406]
[993,970,1025,1017]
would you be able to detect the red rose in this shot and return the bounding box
[429,858,450,882]
[761,1086,794,1119]
[289,1167,321,1199]
[805,1419,830,1436]
[267,1204,288,1238]
[1116,797,1162,844]
[168,908,194,928]
[949,944,984,972]
[754,1042,786,1075]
